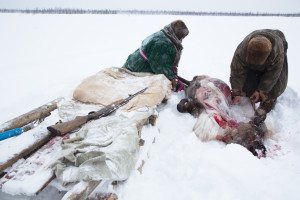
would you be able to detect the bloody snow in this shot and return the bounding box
[0,14,300,200]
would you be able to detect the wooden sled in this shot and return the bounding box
[0,67,169,199]
[0,100,158,199]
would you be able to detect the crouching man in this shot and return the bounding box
[230,29,288,122]
[122,20,189,92]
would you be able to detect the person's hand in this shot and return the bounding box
[250,91,260,103]
[171,79,177,91]
[232,96,242,105]
[171,78,185,92]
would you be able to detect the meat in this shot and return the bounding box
[177,76,232,120]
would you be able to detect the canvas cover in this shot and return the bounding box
[73,67,172,111]
[52,105,155,183]
[52,67,172,183]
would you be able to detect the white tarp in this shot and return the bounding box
[52,67,172,183]
[52,106,155,183]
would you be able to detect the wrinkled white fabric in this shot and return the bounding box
[52,101,155,183]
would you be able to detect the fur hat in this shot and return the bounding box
[246,35,272,65]
[171,20,189,40]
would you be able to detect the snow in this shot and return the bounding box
[0,13,300,199]
[0,112,58,165]
[120,90,300,200]
[2,169,53,195]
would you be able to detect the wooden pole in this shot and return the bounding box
[0,98,60,133]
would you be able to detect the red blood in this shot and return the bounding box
[213,115,238,129]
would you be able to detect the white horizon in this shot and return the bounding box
[0,0,299,13]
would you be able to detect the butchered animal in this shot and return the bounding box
[177,75,269,157]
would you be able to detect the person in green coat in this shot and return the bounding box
[230,29,288,121]
[122,20,189,91]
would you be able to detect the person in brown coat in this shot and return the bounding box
[230,29,288,121]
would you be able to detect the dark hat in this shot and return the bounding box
[171,20,189,40]
[246,35,272,65]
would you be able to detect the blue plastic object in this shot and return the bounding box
[0,128,23,141]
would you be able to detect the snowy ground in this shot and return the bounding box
[0,13,300,199]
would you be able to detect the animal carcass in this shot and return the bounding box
[177,76,267,156]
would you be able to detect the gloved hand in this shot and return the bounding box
[171,79,177,91]
[171,79,185,92]
[259,90,269,102]
[250,91,260,103]
[176,79,185,92]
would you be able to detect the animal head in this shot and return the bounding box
[218,122,266,157]
[177,75,209,117]
[185,75,210,100]
[177,98,204,117]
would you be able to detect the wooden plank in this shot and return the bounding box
[87,193,118,200]
[0,132,52,173]
[0,134,70,196]
[62,181,102,200]
[0,99,59,133]
[35,173,56,195]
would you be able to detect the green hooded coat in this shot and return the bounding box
[122,29,180,80]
